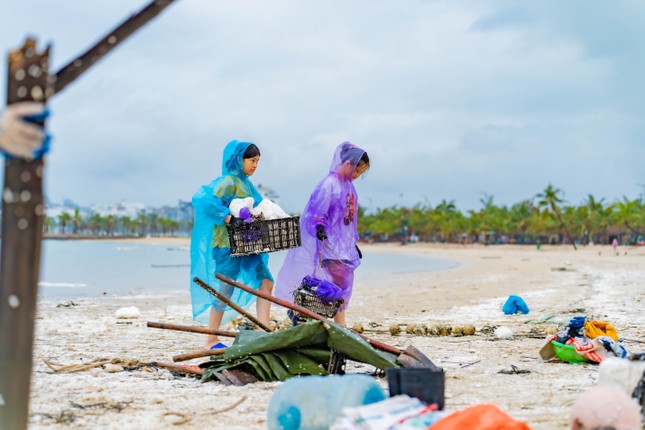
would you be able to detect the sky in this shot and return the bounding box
[2,0,645,214]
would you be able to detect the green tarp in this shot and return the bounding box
[202,320,399,382]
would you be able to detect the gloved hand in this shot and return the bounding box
[229,215,245,228]
[239,207,253,223]
[316,225,327,241]
[0,102,50,160]
[355,244,362,259]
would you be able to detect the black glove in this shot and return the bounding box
[356,244,362,259]
[316,225,327,241]
[229,215,245,228]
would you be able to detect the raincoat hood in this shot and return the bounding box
[222,140,255,178]
[329,141,366,178]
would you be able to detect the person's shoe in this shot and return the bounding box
[210,342,228,350]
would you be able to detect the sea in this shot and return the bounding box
[38,240,459,301]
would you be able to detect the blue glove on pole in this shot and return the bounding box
[0,102,51,160]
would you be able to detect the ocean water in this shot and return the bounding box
[38,240,458,301]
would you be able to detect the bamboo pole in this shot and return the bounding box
[173,348,226,363]
[146,321,237,338]
[208,274,406,356]
[152,362,204,377]
[193,277,272,332]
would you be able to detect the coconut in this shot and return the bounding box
[427,324,440,336]
[413,324,426,336]
[438,325,452,336]
[462,324,476,336]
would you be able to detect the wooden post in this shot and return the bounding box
[0,38,51,430]
[0,3,179,428]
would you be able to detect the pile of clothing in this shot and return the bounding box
[540,316,628,363]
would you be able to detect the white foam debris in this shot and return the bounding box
[494,326,513,339]
[115,306,140,319]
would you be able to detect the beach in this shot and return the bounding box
[29,241,645,429]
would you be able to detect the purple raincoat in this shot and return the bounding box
[275,142,366,309]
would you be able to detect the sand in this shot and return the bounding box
[28,241,645,429]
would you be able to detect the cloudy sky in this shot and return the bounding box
[2,1,644,213]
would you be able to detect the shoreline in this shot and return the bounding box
[43,234,191,244]
[29,242,645,429]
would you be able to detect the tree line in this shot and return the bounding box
[44,209,186,237]
[358,184,645,246]
[32,184,645,245]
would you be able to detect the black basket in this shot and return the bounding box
[386,368,445,409]
[227,216,301,257]
[293,285,344,319]
[327,350,347,375]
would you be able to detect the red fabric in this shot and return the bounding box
[565,338,604,363]
[429,404,532,430]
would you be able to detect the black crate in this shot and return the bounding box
[293,285,344,319]
[327,350,347,375]
[386,368,445,409]
[227,216,301,257]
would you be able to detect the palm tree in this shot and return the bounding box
[611,197,644,239]
[136,213,148,236]
[434,200,457,242]
[72,209,83,234]
[120,216,133,236]
[58,211,72,234]
[148,213,159,236]
[105,215,115,236]
[43,216,55,234]
[509,200,533,243]
[536,184,577,250]
[88,213,103,235]
[582,195,605,244]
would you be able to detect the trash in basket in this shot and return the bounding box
[386,368,445,410]
[292,276,344,319]
[227,216,301,257]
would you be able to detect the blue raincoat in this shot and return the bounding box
[190,140,274,325]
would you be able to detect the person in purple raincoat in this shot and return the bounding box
[275,141,369,326]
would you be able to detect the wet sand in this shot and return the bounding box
[29,241,645,429]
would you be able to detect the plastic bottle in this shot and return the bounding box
[267,374,386,430]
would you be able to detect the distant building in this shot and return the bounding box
[92,201,146,219]
[153,200,194,224]
[256,184,280,204]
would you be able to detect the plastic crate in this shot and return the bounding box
[551,341,589,364]
[327,350,347,375]
[293,285,344,319]
[227,216,301,257]
[386,368,445,409]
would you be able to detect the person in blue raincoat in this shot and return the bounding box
[190,140,274,349]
